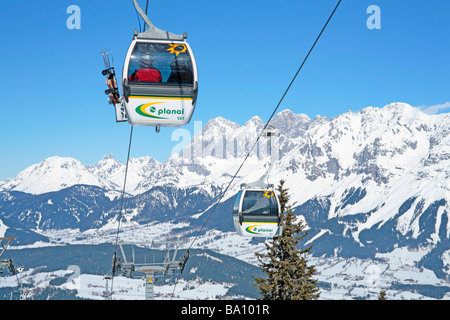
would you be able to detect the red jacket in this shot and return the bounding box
[129,68,162,82]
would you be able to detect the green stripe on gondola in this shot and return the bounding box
[135,102,168,119]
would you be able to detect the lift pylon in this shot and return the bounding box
[0,237,17,275]
[112,241,187,300]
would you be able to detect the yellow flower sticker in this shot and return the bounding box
[263,191,274,198]
[167,44,187,56]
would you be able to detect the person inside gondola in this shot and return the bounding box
[167,55,193,84]
[242,191,273,215]
[129,54,162,82]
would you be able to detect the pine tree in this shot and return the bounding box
[378,289,387,300]
[253,180,320,300]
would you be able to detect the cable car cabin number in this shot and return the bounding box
[122,39,198,127]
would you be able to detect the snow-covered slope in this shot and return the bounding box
[2,102,450,244]
[87,154,161,195]
[0,156,118,195]
[269,103,450,239]
[1,102,450,298]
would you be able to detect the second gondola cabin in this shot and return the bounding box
[232,188,281,237]
[121,38,198,128]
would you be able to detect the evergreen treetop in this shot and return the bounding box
[253,180,320,300]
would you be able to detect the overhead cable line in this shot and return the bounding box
[182,0,342,258]
[110,125,134,298]
[132,0,142,32]
[143,0,149,32]
[108,0,342,294]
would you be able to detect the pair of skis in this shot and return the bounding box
[101,50,120,105]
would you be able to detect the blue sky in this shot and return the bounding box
[0,0,449,180]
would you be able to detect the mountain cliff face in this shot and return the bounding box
[1,102,449,281]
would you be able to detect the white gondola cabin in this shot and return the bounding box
[232,188,281,237]
[103,0,198,132]
[231,126,281,238]
[121,38,198,128]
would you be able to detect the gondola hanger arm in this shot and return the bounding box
[242,126,279,189]
[132,0,187,40]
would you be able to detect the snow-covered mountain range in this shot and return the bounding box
[1,102,449,294]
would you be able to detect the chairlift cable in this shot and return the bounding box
[105,0,197,297]
[109,3,147,295]
[143,0,149,32]
[132,0,142,33]
[110,125,134,297]
[181,0,342,259]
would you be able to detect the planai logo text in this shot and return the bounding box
[135,103,184,119]
[245,224,275,235]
